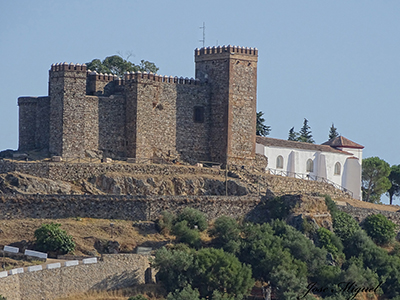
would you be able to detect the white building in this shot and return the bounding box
[256,136,364,200]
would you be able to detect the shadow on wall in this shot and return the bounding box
[91,269,141,290]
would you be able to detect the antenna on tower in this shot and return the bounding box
[199,22,205,47]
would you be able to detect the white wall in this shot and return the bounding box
[256,143,362,200]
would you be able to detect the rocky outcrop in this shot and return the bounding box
[88,172,249,196]
[0,172,76,195]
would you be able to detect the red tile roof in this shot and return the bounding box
[321,136,364,149]
[256,136,354,155]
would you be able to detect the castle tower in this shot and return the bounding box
[195,46,258,166]
[48,63,97,157]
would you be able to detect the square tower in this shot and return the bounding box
[195,46,258,166]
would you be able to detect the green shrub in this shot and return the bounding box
[209,215,241,254]
[317,227,344,255]
[172,220,202,248]
[324,195,338,216]
[156,210,175,234]
[363,214,397,245]
[332,211,360,242]
[34,223,75,254]
[0,295,7,300]
[176,208,208,231]
[166,285,203,300]
[267,197,294,220]
[152,247,194,293]
[128,295,147,300]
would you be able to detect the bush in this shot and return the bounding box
[209,216,241,254]
[166,285,203,300]
[34,223,75,254]
[0,295,7,300]
[317,227,344,255]
[172,220,201,248]
[332,211,360,242]
[152,247,194,293]
[192,248,254,299]
[128,295,147,300]
[176,208,208,231]
[156,210,175,234]
[363,214,397,245]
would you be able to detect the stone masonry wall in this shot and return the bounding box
[338,204,400,227]
[0,254,150,300]
[194,46,258,166]
[195,50,230,165]
[17,97,37,151]
[228,53,257,164]
[0,194,261,221]
[98,95,126,158]
[35,96,50,150]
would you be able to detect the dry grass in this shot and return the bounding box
[335,197,400,212]
[0,218,169,258]
[56,285,166,300]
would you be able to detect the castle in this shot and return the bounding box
[18,46,258,166]
[17,45,363,199]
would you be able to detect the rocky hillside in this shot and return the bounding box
[0,171,254,196]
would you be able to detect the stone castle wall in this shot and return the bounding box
[0,254,150,300]
[18,46,259,166]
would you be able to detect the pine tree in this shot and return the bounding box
[329,123,339,140]
[256,111,271,136]
[298,118,314,143]
[288,127,299,141]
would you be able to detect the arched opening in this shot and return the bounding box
[276,155,284,169]
[334,162,341,175]
[306,159,314,172]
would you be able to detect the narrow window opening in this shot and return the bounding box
[306,159,314,173]
[334,162,341,175]
[276,156,284,169]
[194,106,205,123]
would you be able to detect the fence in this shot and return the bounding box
[267,168,353,198]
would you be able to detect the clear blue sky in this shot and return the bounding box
[1,1,399,202]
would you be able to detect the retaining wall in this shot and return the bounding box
[0,194,262,221]
[338,204,400,227]
[0,254,150,300]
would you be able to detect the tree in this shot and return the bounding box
[34,223,75,254]
[288,127,299,141]
[86,55,159,77]
[191,248,254,299]
[298,118,314,143]
[176,208,208,231]
[209,216,241,254]
[153,247,253,300]
[387,165,400,205]
[363,214,397,245]
[166,285,204,300]
[362,157,391,203]
[329,123,339,140]
[152,247,194,293]
[256,111,271,136]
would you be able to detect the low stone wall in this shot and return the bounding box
[338,204,400,227]
[0,254,150,300]
[0,160,224,181]
[0,194,262,221]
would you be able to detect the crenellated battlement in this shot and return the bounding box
[87,71,117,82]
[195,45,258,57]
[50,62,87,72]
[123,71,200,85]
